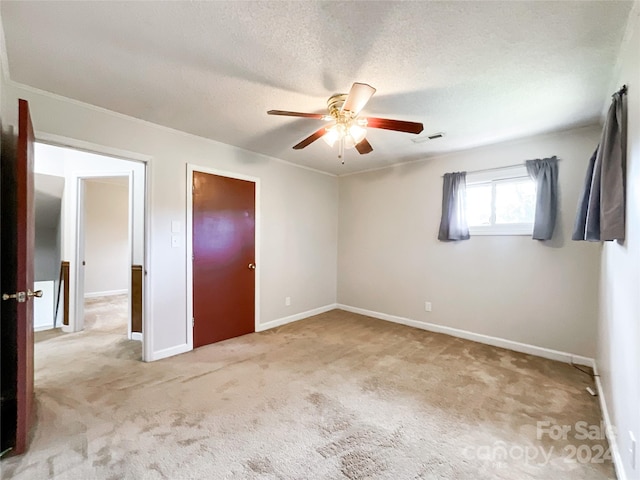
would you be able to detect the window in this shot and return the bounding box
[466,165,536,235]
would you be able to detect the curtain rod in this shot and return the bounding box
[441,158,560,177]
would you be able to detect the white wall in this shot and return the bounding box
[83,179,129,295]
[339,126,602,358]
[0,21,5,128]
[598,3,640,479]
[3,82,339,361]
[34,226,58,281]
[33,280,54,331]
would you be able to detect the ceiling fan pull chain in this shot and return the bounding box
[339,137,345,163]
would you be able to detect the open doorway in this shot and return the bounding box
[80,176,132,340]
[32,142,147,359]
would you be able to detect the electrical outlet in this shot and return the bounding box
[285,297,291,306]
[425,301,432,312]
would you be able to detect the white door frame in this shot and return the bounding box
[75,172,133,335]
[35,132,152,361]
[185,164,261,351]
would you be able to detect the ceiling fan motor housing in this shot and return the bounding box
[327,93,349,118]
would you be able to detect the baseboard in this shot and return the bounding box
[131,332,143,342]
[34,324,55,332]
[336,304,594,367]
[84,289,128,299]
[593,362,627,480]
[256,303,338,332]
[149,304,336,360]
[149,343,191,362]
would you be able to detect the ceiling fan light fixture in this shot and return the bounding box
[323,122,367,149]
[322,125,341,147]
[349,123,367,146]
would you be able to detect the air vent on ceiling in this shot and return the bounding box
[411,132,445,144]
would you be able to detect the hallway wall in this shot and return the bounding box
[84,179,129,296]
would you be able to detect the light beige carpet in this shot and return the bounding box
[1,297,614,479]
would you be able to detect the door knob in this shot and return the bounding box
[2,292,25,302]
[248,263,256,270]
[2,290,43,302]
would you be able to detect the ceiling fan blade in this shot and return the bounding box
[365,117,424,134]
[292,126,328,150]
[355,138,373,155]
[268,110,326,119]
[341,83,376,115]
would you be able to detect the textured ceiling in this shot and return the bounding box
[1,1,633,175]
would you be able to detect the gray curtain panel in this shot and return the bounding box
[438,172,470,241]
[526,156,559,241]
[572,88,627,241]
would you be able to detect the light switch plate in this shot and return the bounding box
[171,235,180,248]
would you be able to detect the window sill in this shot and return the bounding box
[469,225,533,236]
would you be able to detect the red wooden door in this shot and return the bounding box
[0,99,36,456]
[192,171,256,348]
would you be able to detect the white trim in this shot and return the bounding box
[469,225,534,236]
[337,304,595,366]
[74,177,86,332]
[74,171,133,334]
[147,343,191,362]
[34,325,56,332]
[84,289,128,298]
[131,332,143,342]
[186,165,261,353]
[142,157,153,362]
[593,362,627,480]
[186,166,194,351]
[256,304,338,332]
[467,169,535,236]
[36,132,153,163]
[126,172,134,341]
[572,355,596,369]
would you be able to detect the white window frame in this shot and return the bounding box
[466,165,535,236]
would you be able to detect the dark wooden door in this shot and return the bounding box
[1,99,36,456]
[192,171,255,348]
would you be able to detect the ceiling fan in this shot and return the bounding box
[267,83,424,163]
